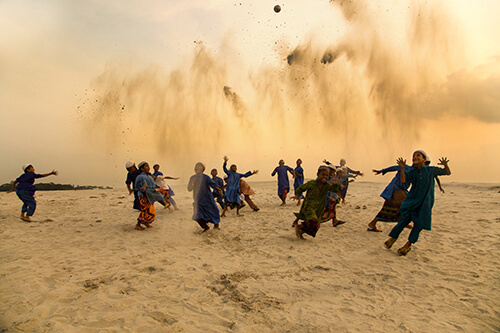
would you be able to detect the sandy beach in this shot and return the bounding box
[1,181,499,332]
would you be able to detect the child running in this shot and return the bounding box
[293,159,305,206]
[125,161,141,210]
[221,156,258,217]
[8,164,58,222]
[210,168,225,210]
[188,162,223,232]
[271,159,294,205]
[367,162,412,232]
[291,165,341,239]
[384,151,451,255]
[152,164,179,210]
[134,162,163,230]
[324,158,363,203]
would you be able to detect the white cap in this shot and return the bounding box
[137,161,148,169]
[125,160,135,169]
[414,150,429,161]
[22,164,32,172]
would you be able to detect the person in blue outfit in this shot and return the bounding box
[8,164,58,222]
[188,162,223,232]
[367,163,412,232]
[221,156,258,217]
[125,161,142,210]
[293,159,305,206]
[271,159,294,205]
[152,164,179,210]
[210,168,225,210]
[384,150,451,255]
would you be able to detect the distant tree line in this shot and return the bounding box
[0,182,112,191]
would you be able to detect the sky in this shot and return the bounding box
[1,0,499,187]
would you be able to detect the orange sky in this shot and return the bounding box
[1,0,499,186]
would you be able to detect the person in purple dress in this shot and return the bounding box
[188,163,223,232]
[271,159,294,205]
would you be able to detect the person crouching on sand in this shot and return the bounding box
[8,164,58,222]
[291,165,341,239]
[384,151,451,255]
[188,162,223,232]
[134,161,163,230]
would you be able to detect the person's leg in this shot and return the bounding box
[133,191,141,210]
[397,224,423,255]
[195,219,210,232]
[25,195,37,217]
[367,217,382,232]
[221,203,229,217]
[386,216,411,248]
[244,195,258,211]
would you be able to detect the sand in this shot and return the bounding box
[1,181,499,332]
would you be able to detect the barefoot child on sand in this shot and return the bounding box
[291,165,341,239]
[221,156,258,217]
[8,164,58,222]
[188,163,223,232]
[134,162,164,230]
[293,159,305,206]
[384,151,451,255]
[271,160,294,205]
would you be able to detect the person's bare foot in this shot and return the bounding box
[21,216,32,222]
[294,223,305,239]
[20,213,26,219]
[134,223,145,230]
[201,226,210,233]
[214,224,219,229]
[143,222,153,228]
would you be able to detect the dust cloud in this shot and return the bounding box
[79,0,499,175]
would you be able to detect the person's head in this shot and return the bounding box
[211,168,218,177]
[153,164,160,172]
[279,159,284,166]
[125,160,137,173]
[194,162,205,175]
[296,158,302,166]
[412,150,427,167]
[339,158,346,166]
[336,168,344,177]
[23,164,34,173]
[317,166,330,183]
[230,164,237,172]
[138,161,150,174]
[328,165,336,177]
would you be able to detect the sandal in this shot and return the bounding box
[367,227,382,232]
[398,247,411,256]
[384,238,396,249]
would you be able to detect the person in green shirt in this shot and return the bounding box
[291,166,341,239]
